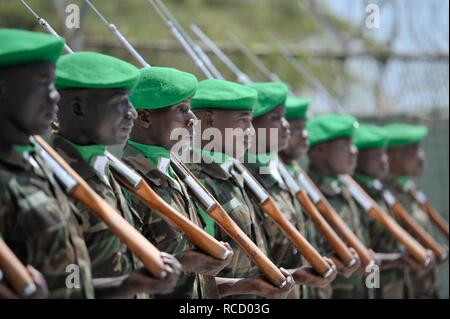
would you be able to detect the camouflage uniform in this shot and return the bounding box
[308,169,372,299]
[187,150,270,298]
[244,153,306,299]
[121,142,218,299]
[51,134,141,279]
[384,176,439,299]
[284,161,332,299]
[353,173,406,299]
[0,145,94,298]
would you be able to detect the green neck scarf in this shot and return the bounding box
[63,138,106,164]
[245,151,276,167]
[127,140,171,166]
[353,173,376,188]
[192,147,230,165]
[13,143,34,155]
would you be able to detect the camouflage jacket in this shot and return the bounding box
[121,142,217,299]
[51,135,140,279]
[186,150,269,281]
[308,168,370,299]
[384,176,439,299]
[0,145,94,298]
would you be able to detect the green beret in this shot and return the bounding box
[248,82,289,118]
[353,123,387,150]
[191,79,257,111]
[384,123,428,148]
[285,96,311,120]
[307,114,359,146]
[56,51,139,90]
[0,29,64,68]
[130,67,198,110]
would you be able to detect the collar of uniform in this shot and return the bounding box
[0,144,33,171]
[307,168,342,196]
[50,134,99,180]
[191,147,233,179]
[244,158,280,190]
[245,151,276,168]
[394,175,415,192]
[284,161,301,176]
[124,142,181,190]
[13,143,35,155]
[127,140,171,166]
[59,138,106,165]
[353,173,384,192]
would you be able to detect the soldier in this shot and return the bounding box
[53,51,181,297]
[383,123,445,298]
[122,66,240,299]
[0,29,96,298]
[186,78,296,298]
[279,97,360,299]
[306,114,372,298]
[243,83,337,299]
[352,123,428,298]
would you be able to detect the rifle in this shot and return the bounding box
[105,152,230,260]
[84,0,150,68]
[31,136,167,279]
[0,239,37,297]
[169,154,288,288]
[232,160,335,278]
[145,0,215,78]
[20,0,74,54]
[404,182,449,239]
[277,162,357,267]
[297,171,375,266]
[381,188,448,261]
[340,174,432,267]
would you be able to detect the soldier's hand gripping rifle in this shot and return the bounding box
[0,239,37,297]
[232,160,335,278]
[277,162,357,268]
[169,155,288,288]
[340,174,433,267]
[377,183,448,261]
[31,136,167,279]
[105,152,231,260]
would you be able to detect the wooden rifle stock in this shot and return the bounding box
[298,172,374,266]
[111,168,230,260]
[259,197,334,278]
[277,163,356,267]
[170,156,287,288]
[31,136,167,279]
[340,175,432,267]
[411,190,449,239]
[233,161,333,277]
[423,202,449,239]
[387,199,447,260]
[296,190,356,267]
[0,240,37,297]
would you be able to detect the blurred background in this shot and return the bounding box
[1,0,448,298]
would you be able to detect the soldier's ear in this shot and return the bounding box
[205,111,214,127]
[136,110,151,129]
[71,96,85,118]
